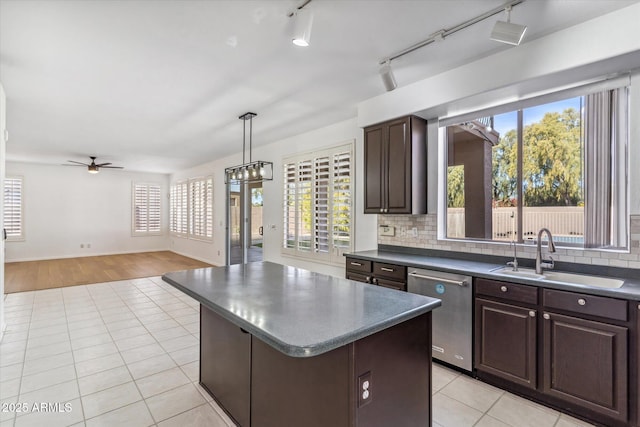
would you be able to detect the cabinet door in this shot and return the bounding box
[200,306,251,427]
[543,312,628,422]
[475,298,537,389]
[364,125,385,213]
[386,117,412,213]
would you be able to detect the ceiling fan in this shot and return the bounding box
[65,156,124,174]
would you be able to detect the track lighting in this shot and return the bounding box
[379,60,397,92]
[292,8,313,47]
[490,5,527,45]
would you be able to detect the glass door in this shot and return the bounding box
[227,182,263,265]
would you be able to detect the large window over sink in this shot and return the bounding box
[441,83,629,249]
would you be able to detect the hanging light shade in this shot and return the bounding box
[224,112,274,184]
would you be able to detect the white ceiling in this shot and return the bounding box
[1,0,637,173]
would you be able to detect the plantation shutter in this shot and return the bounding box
[283,162,296,249]
[332,150,351,250]
[189,177,213,240]
[3,177,23,240]
[314,156,330,253]
[133,183,161,235]
[297,160,313,252]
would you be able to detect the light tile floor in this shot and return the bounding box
[0,276,596,427]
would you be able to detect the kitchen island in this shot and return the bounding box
[162,261,441,427]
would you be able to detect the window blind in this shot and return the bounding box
[133,183,161,235]
[3,176,23,240]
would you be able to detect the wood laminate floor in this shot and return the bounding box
[4,251,213,293]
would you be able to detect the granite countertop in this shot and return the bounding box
[162,261,441,358]
[347,249,640,300]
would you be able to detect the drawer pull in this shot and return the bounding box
[529,311,536,318]
[380,267,395,272]
[543,313,550,320]
[500,286,508,292]
[577,298,586,306]
[350,262,363,267]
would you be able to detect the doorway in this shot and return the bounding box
[227,182,263,265]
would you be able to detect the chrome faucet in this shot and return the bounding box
[507,241,518,271]
[535,228,556,274]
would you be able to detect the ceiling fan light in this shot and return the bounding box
[292,9,313,47]
[88,165,99,174]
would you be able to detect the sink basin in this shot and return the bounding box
[542,271,625,289]
[490,267,625,289]
[490,267,545,280]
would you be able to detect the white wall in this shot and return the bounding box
[5,162,170,262]
[170,117,377,277]
[1,82,7,339]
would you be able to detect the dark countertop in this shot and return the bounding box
[162,261,441,358]
[347,249,640,300]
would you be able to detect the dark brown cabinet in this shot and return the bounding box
[363,116,426,214]
[345,257,407,291]
[542,289,629,424]
[475,278,636,427]
[475,279,538,390]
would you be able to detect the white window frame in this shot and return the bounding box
[132,182,163,236]
[3,175,24,241]
[282,142,354,265]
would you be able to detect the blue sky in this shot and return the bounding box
[493,97,582,134]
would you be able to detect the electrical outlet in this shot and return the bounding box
[379,225,395,236]
[400,227,407,237]
[87,243,91,249]
[358,372,372,407]
[80,244,84,248]
[411,227,418,237]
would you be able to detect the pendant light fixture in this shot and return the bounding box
[224,112,273,184]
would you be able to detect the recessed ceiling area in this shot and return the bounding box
[1,0,637,173]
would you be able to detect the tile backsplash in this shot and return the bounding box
[377,214,640,269]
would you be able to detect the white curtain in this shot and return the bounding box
[584,88,628,248]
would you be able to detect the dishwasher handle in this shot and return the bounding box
[408,272,468,287]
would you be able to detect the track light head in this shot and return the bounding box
[379,60,397,92]
[491,6,527,46]
[292,8,313,47]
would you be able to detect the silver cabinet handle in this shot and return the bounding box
[577,298,586,306]
[350,262,363,267]
[529,311,536,318]
[543,313,550,320]
[380,267,395,272]
[408,272,467,287]
[500,286,508,292]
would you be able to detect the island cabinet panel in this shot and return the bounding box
[354,312,432,427]
[200,307,251,427]
[475,298,537,389]
[542,311,628,423]
[251,339,352,427]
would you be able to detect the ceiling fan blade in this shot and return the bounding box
[100,166,124,169]
[67,160,89,166]
[62,164,87,167]
[96,162,112,167]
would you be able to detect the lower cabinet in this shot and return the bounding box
[345,257,407,291]
[475,298,537,389]
[542,311,628,422]
[475,278,635,427]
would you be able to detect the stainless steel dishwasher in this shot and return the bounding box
[407,268,472,372]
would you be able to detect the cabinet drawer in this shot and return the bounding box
[346,258,372,273]
[373,262,406,282]
[475,278,538,305]
[374,277,407,292]
[346,272,370,284]
[543,289,628,322]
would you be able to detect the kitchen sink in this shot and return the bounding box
[490,267,625,289]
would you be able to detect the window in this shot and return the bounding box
[189,177,213,240]
[169,177,213,241]
[3,176,24,241]
[442,86,628,249]
[170,181,188,236]
[283,143,353,264]
[132,183,162,236]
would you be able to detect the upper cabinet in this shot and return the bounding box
[364,115,426,214]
